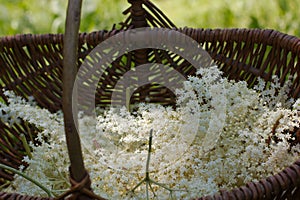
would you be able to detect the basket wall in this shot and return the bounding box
[0,28,300,199]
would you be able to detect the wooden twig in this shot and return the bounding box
[63,1,94,199]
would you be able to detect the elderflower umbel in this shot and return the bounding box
[3,66,300,199]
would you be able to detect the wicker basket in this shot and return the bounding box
[1,0,300,199]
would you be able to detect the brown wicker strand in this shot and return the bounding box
[196,159,300,200]
[0,192,54,200]
[55,171,105,200]
[143,0,176,28]
[0,0,300,199]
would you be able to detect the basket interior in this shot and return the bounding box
[0,0,300,199]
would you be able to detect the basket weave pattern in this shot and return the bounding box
[0,0,300,199]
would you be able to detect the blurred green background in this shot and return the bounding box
[0,0,299,37]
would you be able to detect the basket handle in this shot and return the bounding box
[63,0,99,199]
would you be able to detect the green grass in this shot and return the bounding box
[0,0,299,37]
[152,0,300,36]
[0,0,126,36]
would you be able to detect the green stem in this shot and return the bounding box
[24,121,34,143]
[0,164,54,197]
[149,179,170,191]
[148,182,156,198]
[20,134,32,159]
[146,129,153,200]
[0,181,10,190]
[146,129,153,176]
[131,177,146,192]
[146,181,149,200]
[128,129,187,199]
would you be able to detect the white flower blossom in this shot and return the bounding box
[2,66,300,199]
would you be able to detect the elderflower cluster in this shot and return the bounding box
[3,66,300,199]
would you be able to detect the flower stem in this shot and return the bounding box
[0,163,54,197]
[24,121,34,143]
[129,129,185,199]
[20,134,32,159]
[146,129,153,177]
[0,181,10,190]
